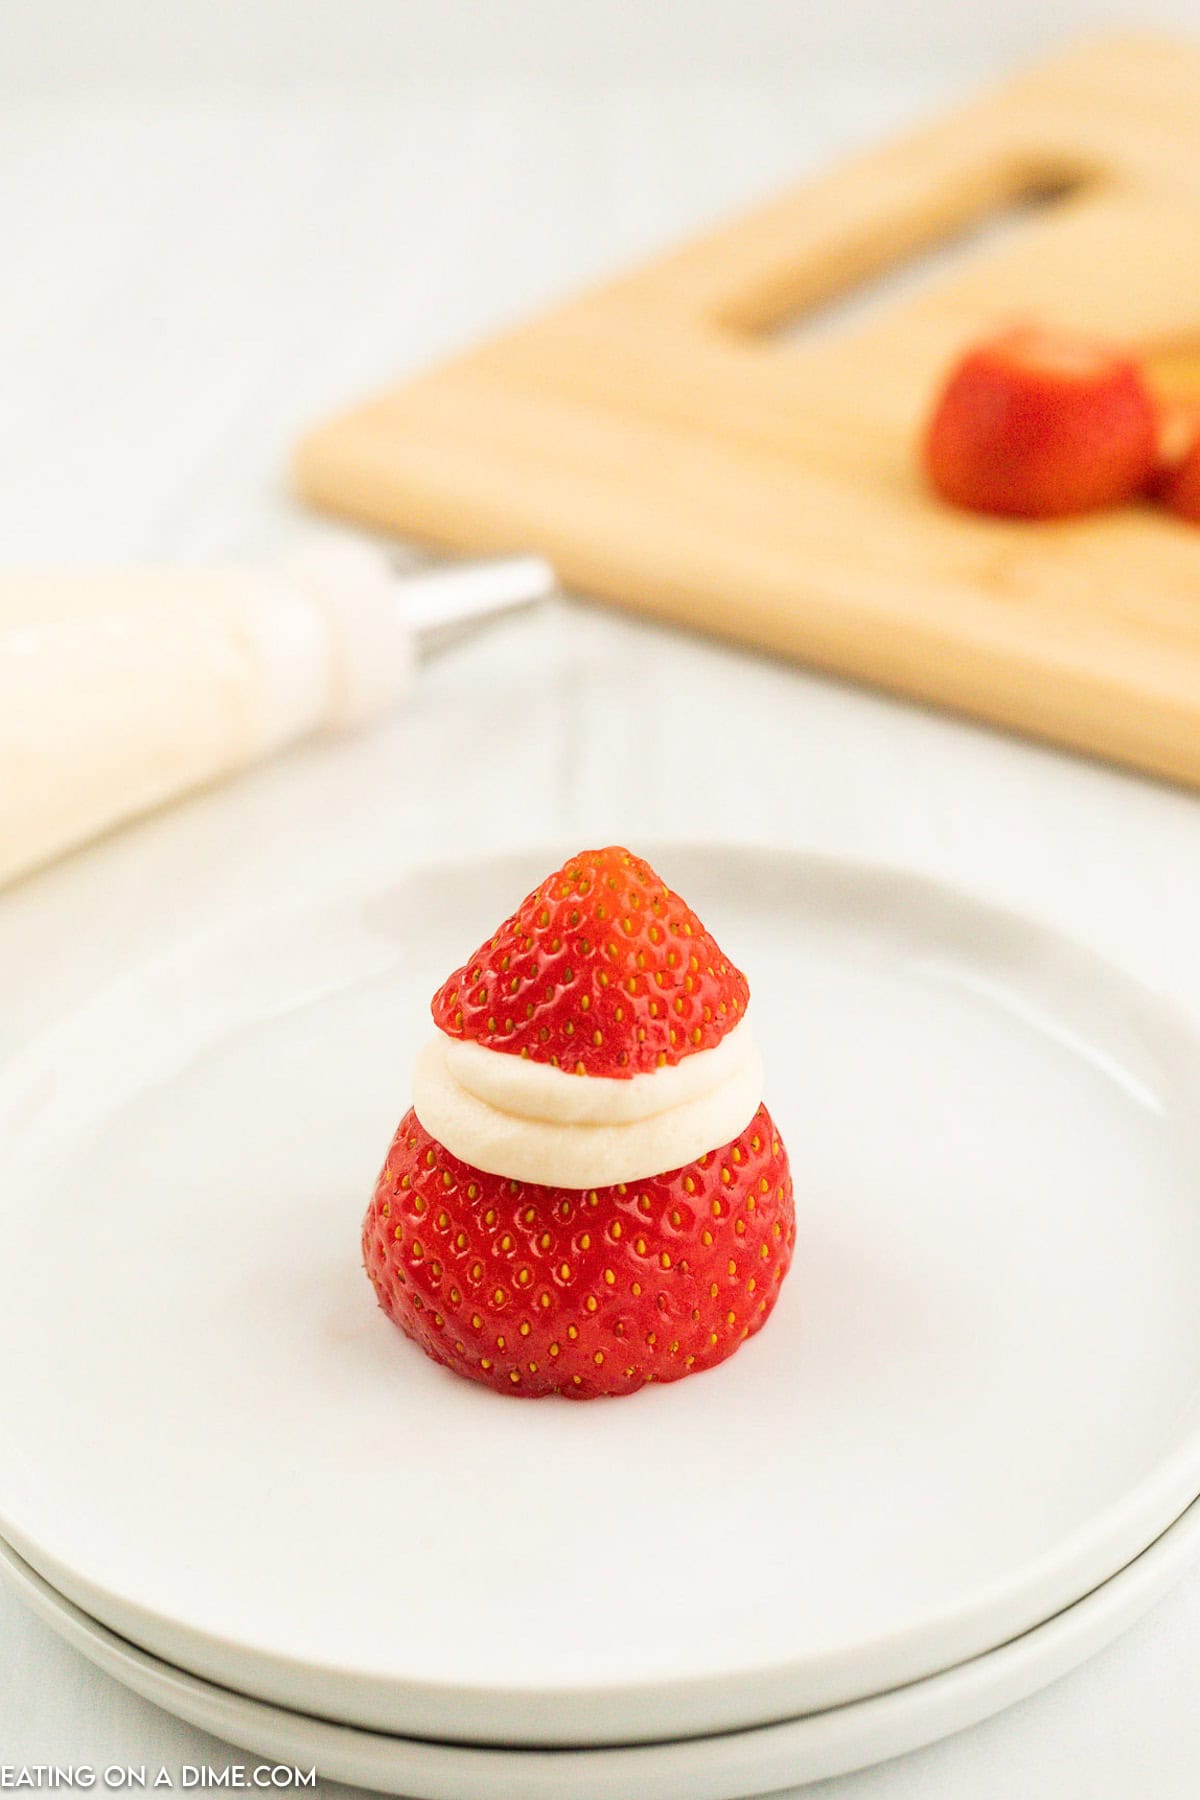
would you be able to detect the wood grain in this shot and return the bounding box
[295,35,1200,788]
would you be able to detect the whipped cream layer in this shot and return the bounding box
[412,1015,763,1188]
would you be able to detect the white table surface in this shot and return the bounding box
[4,61,1200,1799]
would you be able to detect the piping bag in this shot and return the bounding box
[0,541,555,891]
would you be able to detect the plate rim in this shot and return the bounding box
[3,1494,1200,1799]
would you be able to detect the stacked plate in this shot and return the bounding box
[3,848,1200,1799]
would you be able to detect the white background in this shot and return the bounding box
[5,0,1200,1794]
[2,0,1200,91]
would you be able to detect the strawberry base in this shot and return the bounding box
[363,1105,794,1398]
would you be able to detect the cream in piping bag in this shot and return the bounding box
[0,543,553,889]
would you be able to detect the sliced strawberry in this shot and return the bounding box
[1160,445,1200,523]
[363,1104,794,1399]
[1151,400,1200,523]
[923,325,1157,519]
[430,846,749,1078]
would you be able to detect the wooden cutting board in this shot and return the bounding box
[295,35,1200,788]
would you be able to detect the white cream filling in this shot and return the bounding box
[411,1016,763,1188]
[443,1016,756,1124]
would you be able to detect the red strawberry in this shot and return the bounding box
[363,1105,794,1398]
[430,845,749,1077]
[923,325,1157,519]
[1152,400,1200,523]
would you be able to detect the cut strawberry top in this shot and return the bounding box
[430,846,750,1078]
[923,324,1157,519]
[991,325,1115,381]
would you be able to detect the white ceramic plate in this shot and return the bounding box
[4,1501,1200,1800]
[2,848,1200,1749]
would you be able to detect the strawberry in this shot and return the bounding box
[1152,400,1200,523]
[430,845,749,1077]
[363,1104,794,1398]
[923,325,1157,519]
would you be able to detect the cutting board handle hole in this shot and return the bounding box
[728,167,1093,344]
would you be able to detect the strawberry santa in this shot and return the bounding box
[362,846,794,1397]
